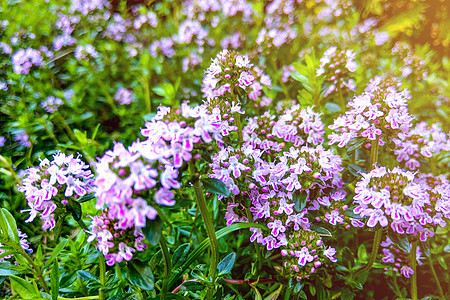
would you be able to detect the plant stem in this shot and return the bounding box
[411,240,418,300]
[159,236,171,299]
[193,180,219,299]
[428,255,445,300]
[99,255,106,300]
[151,203,173,236]
[353,140,382,278]
[15,245,49,293]
[142,75,152,114]
[245,208,262,270]
[370,140,379,170]
[353,227,382,279]
[234,111,243,142]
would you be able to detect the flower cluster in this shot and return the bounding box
[316,47,357,98]
[88,212,147,266]
[329,76,413,147]
[114,88,133,105]
[392,42,427,80]
[353,167,449,241]
[11,48,44,74]
[281,231,337,280]
[380,237,424,278]
[41,96,64,113]
[393,122,450,170]
[94,102,223,262]
[18,152,95,230]
[202,49,271,103]
[74,44,98,61]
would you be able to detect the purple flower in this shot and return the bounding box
[41,96,63,113]
[114,88,133,105]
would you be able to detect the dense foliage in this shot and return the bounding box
[1,0,449,299]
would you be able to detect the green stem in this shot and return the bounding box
[428,255,445,300]
[159,236,171,299]
[353,140,382,278]
[234,112,243,142]
[370,140,379,170]
[353,229,382,278]
[99,255,106,300]
[245,208,262,270]
[193,180,218,299]
[151,203,173,236]
[15,245,49,293]
[55,112,76,141]
[411,241,418,300]
[143,75,152,114]
[42,119,59,145]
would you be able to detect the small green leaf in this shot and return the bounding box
[325,102,341,113]
[171,243,190,270]
[346,138,366,154]
[73,129,87,145]
[10,275,39,298]
[294,282,305,294]
[201,178,230,197]
[437,256,448,270]
[66,199,82,221]
[357,244,367,262]
[126,261,155,291]
[344,208,362,219]
[180,281,204,291]
[77,270,98,282]
[310,225,332,237]
[143,217,162,246]
[0,262,30,276]
[217,252,236,275]
[50,260,60,300]
[348,164,366,177]
[77,194,95,203]
[44,239,68,269]
[1,208,19,242]
[293,192,307,213]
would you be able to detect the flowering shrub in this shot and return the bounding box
[0,0,449,300]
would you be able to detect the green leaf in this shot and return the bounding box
[357,244,368,262]
[437,256,448,271]
[171,243,190,270]
[201,178,230,197]
[168,222,268,289]
[66,199,82,221]
[44,239,68,269]
[73,129,87,145]
[10,275,39,298]
[294,282,305,294]
[217,252,236,275]
[77,270,98,282]
[77,194,95,203]
[126,261,155,291]
[50,260,59,300]
[293,192,307,213]
[180,281,204,291]
[344,208,362,219]
[325,102,341,113]
[346,138,366,154]
[310,225,332,237]
[348,164,366,177]
[1,208,19,242]
[0,262,30,276]
[142,217,162,246]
